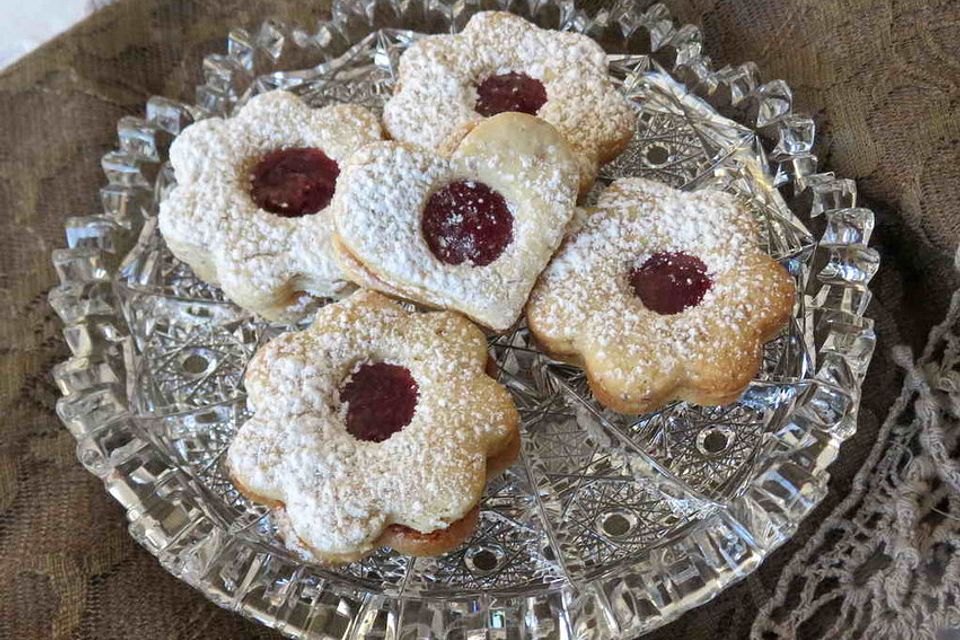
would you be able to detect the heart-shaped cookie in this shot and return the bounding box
[331,112,579,331]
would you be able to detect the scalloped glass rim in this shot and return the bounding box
[49,0,878,637]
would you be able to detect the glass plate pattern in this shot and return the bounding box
[49,0,879,637]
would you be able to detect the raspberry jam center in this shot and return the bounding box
[629,252,712,315]
[475,72,547,117]
[421,180,514,266]
[249,147,339,217]
[340,363,418,443]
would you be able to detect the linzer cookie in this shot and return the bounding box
[526,178,795,414]
[226,291,520,564]
[382,11,635,194]
[331,112,579,332]
[158,90,382,320]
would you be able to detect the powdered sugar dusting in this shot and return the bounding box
[382,11,635,191]
[227,291,518,558]
[332,113,579,331]
[527,178,795,403]
[159,90,383,320]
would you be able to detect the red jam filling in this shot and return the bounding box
[340,363,419,443]
[629,252,712,315]
[421,180,514,266]
[249,147,339,217]
[475,72,547,117]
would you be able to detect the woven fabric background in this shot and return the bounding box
[0,0,958,637]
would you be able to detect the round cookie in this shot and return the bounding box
[226,291,520,563]
[526,178,796,414]
[383,11,635,195]
[158,90,383,321]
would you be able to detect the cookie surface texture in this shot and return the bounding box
[159,90,382,320]
[383,11,635,194]
[332,112,579,331]
[526,178,796,414]
[226,291,520,563]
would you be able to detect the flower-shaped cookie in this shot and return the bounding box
[226,291,520,563]
[158,90,382,320]
[527,178,796,414]
[331,112,579,332]
[383,11,635,194]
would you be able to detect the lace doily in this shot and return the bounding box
[753,250,960,639]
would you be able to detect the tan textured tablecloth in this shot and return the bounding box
[1,0,958,637]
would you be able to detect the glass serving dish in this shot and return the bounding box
[48,0,879,637]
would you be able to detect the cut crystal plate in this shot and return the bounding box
[49,0,878,637]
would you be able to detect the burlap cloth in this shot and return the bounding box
[1,0,958,637]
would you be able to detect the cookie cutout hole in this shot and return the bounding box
[340,363,419,443]
[644,144,671,167]
[179,349,215,378]
[698,427,733,456]
[599,510,637,539]
[629,252,712,315]
[422,180,514,266]
[475,72,547,117]
[465,544,505,573]
[249,147,339,217]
